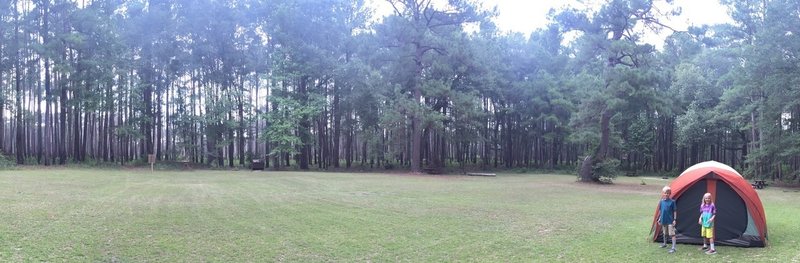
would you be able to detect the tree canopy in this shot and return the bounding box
[1,0,799,183]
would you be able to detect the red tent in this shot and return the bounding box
[651,161,768,247]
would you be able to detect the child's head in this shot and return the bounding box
[662,186,671,198]
[702,192,713,204]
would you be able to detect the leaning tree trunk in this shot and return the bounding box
[579,155,594,182]
[579,109,612,182]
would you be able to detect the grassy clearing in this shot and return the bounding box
[1,169,798,262]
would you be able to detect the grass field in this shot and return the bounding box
[1,169,798,262]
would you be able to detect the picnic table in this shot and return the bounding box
[752,180,768,189]
[251,159,265,170]
[179,160,191,170]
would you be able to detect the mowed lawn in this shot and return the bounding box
[1,169,798,262]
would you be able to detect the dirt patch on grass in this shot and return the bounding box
[571,181,661,196]
[386,172,466,180]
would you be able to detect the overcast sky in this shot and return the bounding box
[368,0,733,45]
[479,0,732,34]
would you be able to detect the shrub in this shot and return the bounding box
[0,154,16,169]
[593,158,620,183]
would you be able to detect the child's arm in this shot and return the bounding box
[672,202,676,225]
[673,211,676,225]
[698,210,703,224]
[709,204,716,223]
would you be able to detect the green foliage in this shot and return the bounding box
[567,73,604,145]
[594,158,621,183]
[625,113,655,157]
[2,0,800,184]
[675,106,705,147]
[262,96,302,157]
[0,154,17,169]
[449,91,487,143]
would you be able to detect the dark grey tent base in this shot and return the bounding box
[655,233,765,247]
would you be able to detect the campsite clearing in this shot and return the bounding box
[1,169,798,262]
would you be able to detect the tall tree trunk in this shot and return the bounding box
[332,82,341,168]
[37,70,43,163]
[108,83,115,162]
[156,76,163,161]
[317,114,326,169]
[579,109,611,182]
[440,106,447,168]
[228,110,234,167]
[504,115,513,168]
[98,108,106,161]
[264,80,271,168]
[409,44,425,173]
[237,75,245,165]
[298,76,310,170]
[73,103,81,161]
[0,80,4,154]
[410,92,422,172]
[253,74,260,158]
[191,71,198,163]
[59,70,68,164]
[14,0,25,164]
[43,2,52,164]
[143,67,154,159]
[0,34,4,154]
[346,120,353,168]
[493,108,500,168]
[84,112,91,160]
[750,110,758,177]
[165,82,171,161]
[481,99,489,168]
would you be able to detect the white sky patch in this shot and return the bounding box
[368,0,733,47]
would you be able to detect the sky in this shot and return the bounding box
[480,0,732,34]
[368,0,734,45]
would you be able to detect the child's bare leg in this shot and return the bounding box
[671,235,676,249]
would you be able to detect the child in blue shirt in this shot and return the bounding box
[658,186,677,253]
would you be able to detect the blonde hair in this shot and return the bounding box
[702,192,713,205]
[661,186,672,198]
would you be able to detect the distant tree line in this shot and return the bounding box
[1,0,799,183]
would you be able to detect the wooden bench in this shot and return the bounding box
[751,180,767,189]
[422,167,443,174]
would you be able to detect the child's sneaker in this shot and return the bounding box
[668,248,676,254]
[705,249,716,255]
[699,246,708,251]
[660,244,667,248]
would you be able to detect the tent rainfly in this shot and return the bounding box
[651,161,768,247]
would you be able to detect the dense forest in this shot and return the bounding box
[0,0,798,183]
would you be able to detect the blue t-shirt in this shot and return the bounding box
[659,198,676,225]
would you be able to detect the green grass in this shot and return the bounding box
[1,169,798,262]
